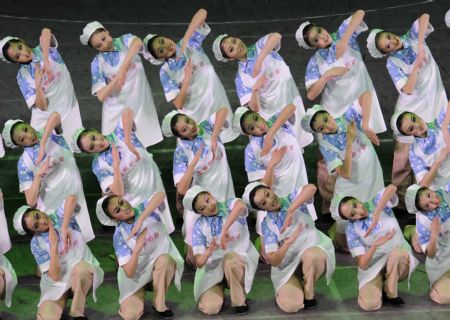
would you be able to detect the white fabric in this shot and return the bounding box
[353,211,418,289]
[92,48,163,147]
[239,52,313,147]
[98,141,175,234]
[161,25,238,143]
[80,21,105,45]
[249,123,316,233]
[417,211,450,287]
[37,225,104,306]
[268,211,335,292]
[392,44,448,143]
[319,125,384,224]
[117,217,184,303]
[21,137,95,242]
[27,35,83,146]
[0,189,12,254]
[193,215,259,301]
[0,133,4,157]
[0,36,19,63]
[0,255,17,307]
[310,49,386,133]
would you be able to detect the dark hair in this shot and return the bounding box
[10,121,25,146]
[249,185,270,210]
[146,34,160,59]
[302,23,316,47]
[192,191,209,214]
[396,112,409,136]
[88,28,107,48]
[170,113,183,138]
[101,195,116,219]
[21,208,37,235]
[375,31,386,54]
[220,36,231,59]
[338,196,356,220]
[240,110,256,134]
[2,39,24,63]
[77,129,97,153]
[310,110,328,132]
[415,187,428,211]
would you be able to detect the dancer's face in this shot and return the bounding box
[417,189,440,212]
[174,115,198,140]
[311,112,337,134]
[305,26,332,49]
[252,187,281,212]
[242,112,268,136]
[399,113,427,138]
[151,36,177,59]
[376,32,402,54]
[24,210,51,233]
[89,30,113,52]
[79,130,110,153]
[194,192,218,216]
[221,37,247,60]
[106,196,135,222]
[339,198,368,221]
[12,123,38,147]
[6,40,33,63]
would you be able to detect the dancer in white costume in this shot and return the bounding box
[161,108,234,266]
[142,9,237,143]
[0,189,18,308]
[0,29,83,145]
[212,31,313,147]
[367,13,448,206]
[2,112,94,242]
[301,103,384,252]
[405,184,450,304]
[73,108,174,234]
[96,193,184,319]
[184,186,258,316]
[243,182,335,312]
[13,195,104,319]
[331,185,418,311]
[80,21,162,147]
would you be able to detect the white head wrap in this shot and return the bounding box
[161,111,180,137]
[182,185,207,212]
[71,127,88,153]
[13,205,31,235]
[212,34,229,62]
[232,106,251,134]
[295,21,314,49]
[96,195,117,226]
[242,181,267,209]
[405,184,423,214]
[301,105,325,133]
[0,36,20,63]
[446,9,450,28]
[142,34,164,65]
[366,29,385,59]
[80,21,106,46]
[390,111,409,138]
[330,193,349,221]
[2,119,24,149]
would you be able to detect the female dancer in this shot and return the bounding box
[96,193,184,319]
[2,112,94,242]
[367,13,447,205]
[405,184,450,304]
[0,28,83,144]
[161,108,234,264]
[142,9,237,143]
[390,100,450,191]
[72,108,174,233]
[212,31,312,146]
[184,185,258,315]
[331,185,418,311]
[80,21,162,147]
[243,182,335,312]
[13,195,104,319]
[301,102,384,251]
[0,189,18,308]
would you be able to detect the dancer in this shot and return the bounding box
[96,193,184,319]
[80,21,162,147]
[331,185,418,311]
[13,195,104,319]
[142,8,237,143]
[0,28,83,144]
[243,182,335,312]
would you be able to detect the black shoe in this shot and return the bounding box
[152,306,174,319]
[304,298,317,310]
[234,304,249,315]
[71,317,88,320]
[383,295,405,307]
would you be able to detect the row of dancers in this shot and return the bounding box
[0,7,449,320]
